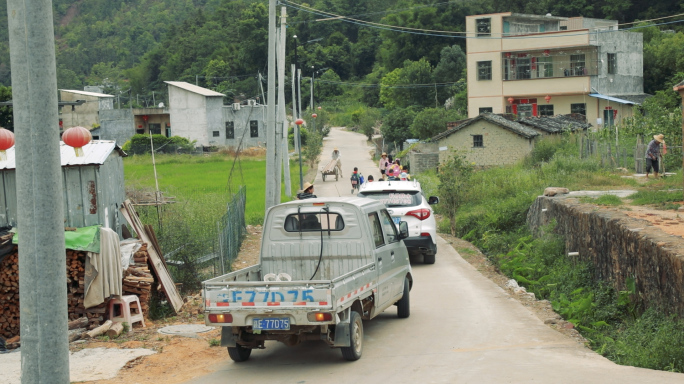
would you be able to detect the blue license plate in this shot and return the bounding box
[392,216,401,225]
[252,317,290,330]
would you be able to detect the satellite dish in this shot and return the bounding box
[158,102,165,108]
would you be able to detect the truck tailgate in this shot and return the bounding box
[205,281,333,310]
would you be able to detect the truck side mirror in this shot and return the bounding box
[428,196,439,205]
[398,221,409,239]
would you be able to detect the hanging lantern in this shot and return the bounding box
[543,49,550,56]
[62,126,92,157]
[507,97,514,104]
[142,115,149,122]
[295,118,304,125]
[317,106,322,110]
[545,95,552,103]
[312,113,318,118]
[0,128,15,161]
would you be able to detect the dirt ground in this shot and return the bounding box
[74,198,684,384]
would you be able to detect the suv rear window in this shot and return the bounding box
[357,191,421,207]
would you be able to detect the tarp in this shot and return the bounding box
[84,227,123,308]
[12,225,101,253]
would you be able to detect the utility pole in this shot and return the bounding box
[310,66,315,111]
[7,0,70,382]
[297,69,302,121]
[279,7,291,197]
[293,35,299,118]
[265,0,277,210]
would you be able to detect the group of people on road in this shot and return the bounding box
[296,148,411,200]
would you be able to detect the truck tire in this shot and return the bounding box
[424,252,435,265]
[341,311,363,361]
[227,344,252,362]
[397,277,410,318]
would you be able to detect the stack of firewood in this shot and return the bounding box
[0,251,19,339]
[123,244,154,314]
[66,250,108,328]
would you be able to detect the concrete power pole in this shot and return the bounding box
[279,7,291,197]
[7,0,70,382]
[291,64,298,153]
[273,27,283,204]
[265,0,278,210]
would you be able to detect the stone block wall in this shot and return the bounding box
[408,152,439,175]
[527,195,684,317]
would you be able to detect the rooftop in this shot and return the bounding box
[60,89,114,98]
[0,140,126,170]
[164,81,225,97]
[433,113,540,141]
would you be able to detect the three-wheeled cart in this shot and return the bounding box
[321,159,340,181]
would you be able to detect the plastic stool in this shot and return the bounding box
[108,295,145,331]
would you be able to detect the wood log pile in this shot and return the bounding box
[0,242,158,344]
[123,244,154,314]
[0,251,19,339]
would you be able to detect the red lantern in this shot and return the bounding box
[0,128,15,161]
[312,113,318,118]
[543,49,550,56]
[507,97,514,104]
[142,115,149,122]
[545,95,552,103]
[317,106,322,110]
[295,118,304,125]
[62,126,92,157]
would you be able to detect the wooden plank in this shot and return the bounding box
[120,200,184,312]
[144,224,168,270]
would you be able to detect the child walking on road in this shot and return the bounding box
[350,167,361,194]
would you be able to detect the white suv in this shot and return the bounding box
[358,180,439,264]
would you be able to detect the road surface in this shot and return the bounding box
[186,128,684,383]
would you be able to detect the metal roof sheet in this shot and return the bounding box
[164,81,225,97]
[60,89,114,98]
[588,93,651,105]
[0,140,126,170]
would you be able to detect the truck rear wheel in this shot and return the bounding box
[397,277,410,318]
[228,344,252,362]
[341,311,363,361]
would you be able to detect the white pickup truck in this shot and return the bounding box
[203,197,413,362]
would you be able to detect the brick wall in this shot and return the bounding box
[408,152,439,175]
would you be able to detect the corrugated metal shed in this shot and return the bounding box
[0,140,127,237]
[59,89,115,98]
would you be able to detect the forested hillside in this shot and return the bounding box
[0,0,683,108]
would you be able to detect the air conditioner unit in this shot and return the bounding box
[232,103,241,111]
[247,99,257,106]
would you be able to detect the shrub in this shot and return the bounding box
[123,134,195,155]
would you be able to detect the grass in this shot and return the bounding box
[414,135,684,373]
[124,153,309,225]
[579,194,624,206]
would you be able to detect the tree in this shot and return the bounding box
[410,107,464,140]
[380,58,434,110]
[433,45,467,104]
[437,152,473,235]
[0,85,12,130]
[382,107,418,149]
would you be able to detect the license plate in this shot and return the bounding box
[252,317,290,330]
[392,216,401,225]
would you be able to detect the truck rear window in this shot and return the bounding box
[284,212,344,232]
[357,191,421,207]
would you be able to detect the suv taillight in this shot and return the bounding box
[406,208,430,221]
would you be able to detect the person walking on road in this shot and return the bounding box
[645,134,664,178]
[331,148,342,174]
[378,152,390,176]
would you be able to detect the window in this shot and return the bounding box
[250,120,259,137]
[477,61,492,80]
[559,26,568,31]
[571,103,586,116]
[226,121,234,139]
[212,131,220,137]
[368,213,384,247]
[570,54,586,76]
[518,104,533,118]
[473,135,483,148]
[476,18,491,36]
[607,53,617,74]
[357,191,421,208]
[379,210,399,244]
[149,123,161,135]
[479,107,493,114]
[516,58,531,79]
[538,105,554,116]
[284,212,344,232]
[537,56,553,78]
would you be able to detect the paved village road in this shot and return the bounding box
[186,128,684,383]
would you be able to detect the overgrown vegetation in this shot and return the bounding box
[122,134,196,155]
[416,135,684,372]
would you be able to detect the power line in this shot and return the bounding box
[282,0,684,39]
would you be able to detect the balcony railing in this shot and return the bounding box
[502,47,598,81]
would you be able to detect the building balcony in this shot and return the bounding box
[500,46,598,81]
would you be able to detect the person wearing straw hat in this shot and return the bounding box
[331,147,342,174]
[297,182,317,200]
[378,152,389,176]
[645,134,664,178]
